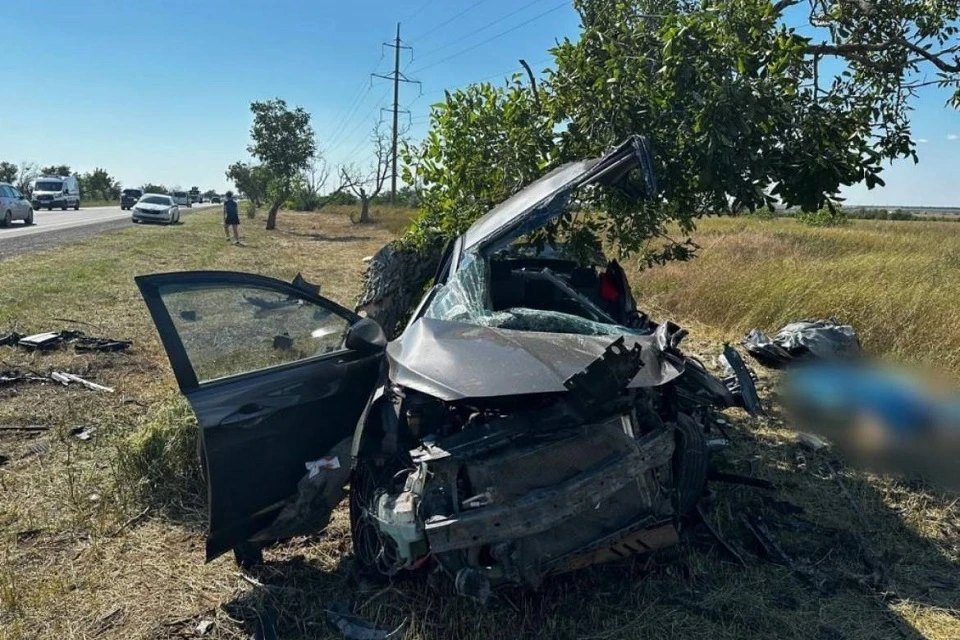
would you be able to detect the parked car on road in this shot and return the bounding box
[135,137,760,594]
[120,188,143,210]
[132,193,180,225]
[171,191,192,208]
[31,175,80,211]
[211,195,221,204]
[0,183,34,226]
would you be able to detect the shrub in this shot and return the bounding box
[796,206,848,227]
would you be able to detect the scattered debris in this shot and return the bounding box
[22,442,49,459]
[69,426,97,441]
[0,329,130,353]
[51,371,114,393]
[0,332,23,346]
[0,425,50,432]
[1,370,49,385]
[195,619,214,635]
[797,432,829,451]
[696,504,746,566]
[74,336,131,352]
[722,344,764,414]
[19,331,68,350]
[179,310,198,321]
[272,333,294,350]
[708,470,775,490]
[112,507,151,536]
[0,453,8,466]
[743,319,860,368]
[326,602,403,640]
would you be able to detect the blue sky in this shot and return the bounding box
[1,0,958,206]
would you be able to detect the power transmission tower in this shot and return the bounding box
[372,23,421,203]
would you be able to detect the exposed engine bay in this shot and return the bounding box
[347,250,756,600]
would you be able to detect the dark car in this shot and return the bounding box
[135,137,758,597]
[211,195,221,204]
[120,189,143,210]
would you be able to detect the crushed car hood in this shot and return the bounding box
[460,136,656,257]
[387,317,683,401]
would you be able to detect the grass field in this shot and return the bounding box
[0,208,957,639]
[629,217,960,377]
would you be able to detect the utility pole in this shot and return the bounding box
[372,23,420,203]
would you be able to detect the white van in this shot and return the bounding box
[31,175,80,211]
[171,191,192,208]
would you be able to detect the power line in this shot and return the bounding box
[327,88,391,157]
[409,2,568,74]
[407,0,486,42]
[415,0,553,62]
[324,53,385,150]
[420,57,553,97]
[404,0,437,23]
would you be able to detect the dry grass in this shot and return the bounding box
[628,217,960,377]
[0,209,957,639]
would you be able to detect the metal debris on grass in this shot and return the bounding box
[2,329,131,353]
[69,426,97,441]
[743,319,860,368]
[326,602,405,640]
[51,371,114,393]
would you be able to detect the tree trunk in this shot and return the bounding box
[358,197,371,223]
[265,202,281,230]
[355,240,444,339]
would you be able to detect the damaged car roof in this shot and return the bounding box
[460,135,656,256]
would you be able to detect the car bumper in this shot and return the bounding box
[33,199,63,208]
[132,210,175,223]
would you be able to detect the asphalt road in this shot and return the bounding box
[0,203,216,261]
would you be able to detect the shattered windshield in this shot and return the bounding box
[423,256,638,336]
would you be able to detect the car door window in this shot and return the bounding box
[0,186,12,198]
[157,283,353,384]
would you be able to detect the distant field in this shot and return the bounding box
[630,217,960,377]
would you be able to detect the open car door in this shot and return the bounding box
[135,271,383,560]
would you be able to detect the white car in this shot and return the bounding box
[131,193,180,225]
[171,191,192,208]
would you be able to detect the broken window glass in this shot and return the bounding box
[424,255,643,337]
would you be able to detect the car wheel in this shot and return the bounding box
[23,209,34,226]
[74,200,80,210]
[131,218,139,224]
[47,205,53,211]
[673,413,709,517]
[61,203,67,211]
[1,210,10,227]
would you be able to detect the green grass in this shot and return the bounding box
[628,216,960,377]
[0,208,957,639]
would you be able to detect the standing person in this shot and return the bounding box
[223,191,241,244]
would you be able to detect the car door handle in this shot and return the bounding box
[219,403,275,425]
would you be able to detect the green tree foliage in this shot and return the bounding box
[404,0,960,263]
[796,205,849,226]
[14,163,38,194]
[40,165,71,176]
[225,162,271,208]
[0,162,17,184]
[243,99,317,229]
[203,189,219,199]
[142,183,167,194]
[77,167,120,200]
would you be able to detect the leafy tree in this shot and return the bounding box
[323,189,358,206]
[77,168,120,200]
[142,183,167,194]
[243,99,317,229]
[225,162,270,208]
[339,122,392,223]
[40,165,71,176]
[203,189,219,199]
[403,0,960,264]
[0,161,17,183]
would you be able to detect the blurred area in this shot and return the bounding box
[782,360,960,492]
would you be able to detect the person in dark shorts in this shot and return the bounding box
[223,191,240,244]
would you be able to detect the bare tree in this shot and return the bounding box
[303,157,330,198]
[15,162,38,195]
[338,122,392,224]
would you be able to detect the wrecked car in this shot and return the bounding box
[135,136,758,597]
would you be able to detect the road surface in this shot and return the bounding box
[0,203,215,260]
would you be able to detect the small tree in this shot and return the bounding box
[78,168,120,200]
[40,165,71,176]
[338,123,392,224]
[142,183,167,194]
[0,161,17,184]
[225,162,270,208]
[245,99,317,229]
[15,162,39,194]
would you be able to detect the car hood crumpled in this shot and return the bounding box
[386,317,683,401]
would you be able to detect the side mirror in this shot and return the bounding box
[345,317,387,353]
